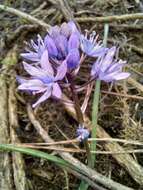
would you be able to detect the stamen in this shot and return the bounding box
[84,29,88,39]
[93,34,99,44]
[37,34,44,46]
[31,40,38,51]
[89,31,95,42]
[97,40,102,47]
[90,33,94,42]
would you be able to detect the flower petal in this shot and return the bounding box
[99,70,117,82]
[55,60,67,80]
[37,34,45,57]
[52,83,62,99]
[16,76,28,84]
[68,21,79,35]
[54,35,68,59]
[99,71,130,82]
[23,62,46,78]
[91,57,103,76]
[32,88,51,108]
[90,47,108,57]
[107,60,126,73]
[68,32,79,50]
[40,50,54,76]
[44,35,58,58]
[101,47,116,72]
[80,35,94,54]
[21,52,40,62]
[60,22,70,37]
[113,72,130,80]
[66,49,80,69]
[18,79,45,91]
[49,25,60,38]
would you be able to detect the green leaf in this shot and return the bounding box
[0,144,74,170]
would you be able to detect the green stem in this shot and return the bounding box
[91,79,101,167]
[83,140,92,168]
[103,23,109,47]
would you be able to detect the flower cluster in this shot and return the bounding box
[17,21,130,140]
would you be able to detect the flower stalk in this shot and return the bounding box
[68,74,84,125]
[67,74,92,166]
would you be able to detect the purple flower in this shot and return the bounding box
[81,30,108,57]
[91,47,130,82]
[44,21,80,70]
[17,50,67,107]
[77,125,90,141]
[21,35,46,63]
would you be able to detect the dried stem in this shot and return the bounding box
[76,13,143,23]
[23,138,143,146]
[0,4,50,30]
[10,144,143,154]
[0,74,13,190]
[127,77,143,93]
[101,90,143,100]
[8,74,28,190]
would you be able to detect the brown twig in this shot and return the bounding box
[8,74,28,190]
[76,13,143,23]
[0,73,13,190]
[90,24,143,32]
[76,0,94,4]
[31,1,47,15]
[0,4,50,30]
[101,90,143,100]
[10,144,143,154]
[127,77,143,93]
[22,137,143,146]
